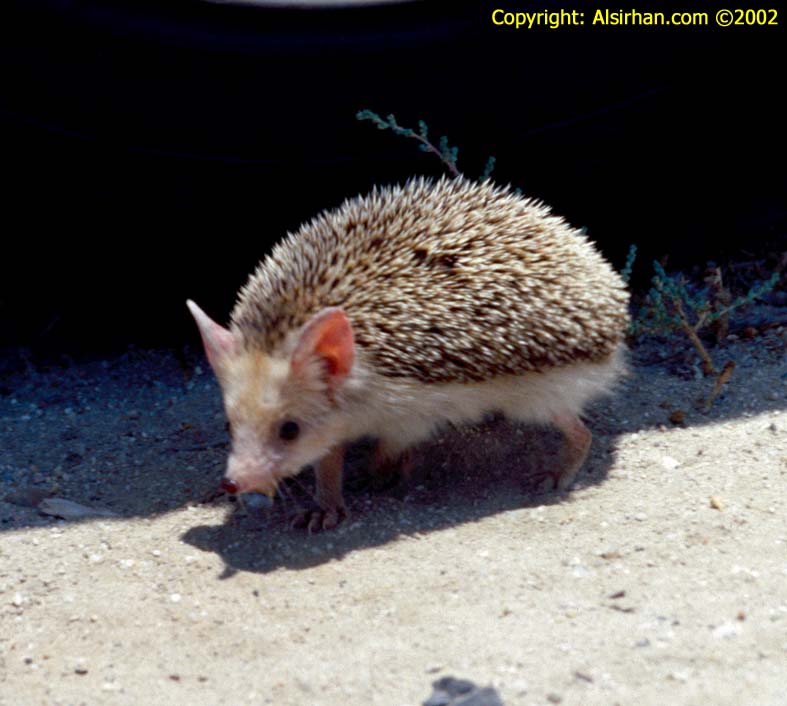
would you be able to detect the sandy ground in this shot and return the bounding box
[1,327,786,706]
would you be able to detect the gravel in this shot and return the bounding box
[1,323,786,706]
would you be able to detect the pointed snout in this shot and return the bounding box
[221,454,280,497]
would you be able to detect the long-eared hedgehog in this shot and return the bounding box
[188,176,630,530]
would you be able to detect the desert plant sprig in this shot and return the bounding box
[701,272,779,323]
[356,110,460,177]
[619,244,637,284]
[626,248,779,375]
[481,156,496,180]
[356,110,497,181]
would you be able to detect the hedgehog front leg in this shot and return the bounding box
[370,438,415,488]
[537,412,592,492]
[292,445,348,532]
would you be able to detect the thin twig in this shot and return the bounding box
[673,297,716,375]
[356,110,462,178]
[702,360,736,411]
[409,132,461,178]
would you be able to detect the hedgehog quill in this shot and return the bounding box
[188,177,630,531]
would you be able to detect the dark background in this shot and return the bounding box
[2,0,785,357]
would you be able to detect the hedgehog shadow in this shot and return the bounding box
[181,413,617,576]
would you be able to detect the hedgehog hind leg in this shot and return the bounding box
[547,412,592,491]
[368,437,415,490]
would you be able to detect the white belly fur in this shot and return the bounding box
[347,345,627,456]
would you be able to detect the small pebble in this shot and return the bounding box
[600,550,622,560]
[39,498,118,520]
[571,564,590,578]
[742,326,758,339]
[710,496,725,511]
[422,676,504,706]
[668,410,685,425]
[713,622,743,639]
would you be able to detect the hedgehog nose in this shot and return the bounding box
[220,477,240,494]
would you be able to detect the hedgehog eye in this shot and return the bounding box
[278,420,300,441]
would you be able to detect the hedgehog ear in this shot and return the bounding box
[186,300,237,375]
[290,308,355,388]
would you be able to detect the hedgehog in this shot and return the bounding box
[187,176,630,531]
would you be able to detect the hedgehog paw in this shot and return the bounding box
[532,467,578,494]
[291,505,348,533]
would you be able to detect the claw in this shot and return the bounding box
[292,505,347,532]
[536,474,557,494]
[528,413,591,494]
[530,464,580,494]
